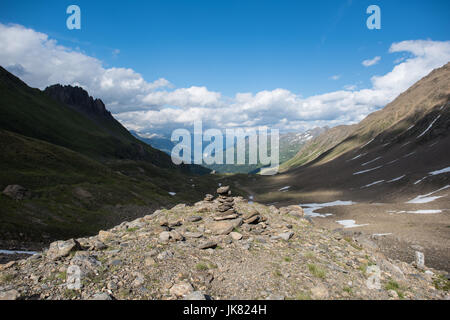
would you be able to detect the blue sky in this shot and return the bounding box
[1,0,449,134]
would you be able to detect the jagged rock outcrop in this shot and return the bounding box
[44,84,112,119]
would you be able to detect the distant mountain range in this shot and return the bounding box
[133,127,327,174]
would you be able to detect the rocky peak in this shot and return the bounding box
[44,84,111,118]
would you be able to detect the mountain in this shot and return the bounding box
[203,128,327,174]
[238,62,450,271]
[0,66,217,246]
[282,62,450,171]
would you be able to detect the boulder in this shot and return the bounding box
[198,240,217,249]
[230,232,243,240]
[0,289,20,300]
[207,218,243,235]
[170,281,194,297]
[217,186,230,195]
[47,239,81,260]
[98,230,114,242]
[2,185,30,200]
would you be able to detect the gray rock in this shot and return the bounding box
[0,289,20,300]
[90,240,106,250]
[186,216,202,222]
[107,281,118,291]
[207,218,243,235]
[170,281,194,297]
[47,239,81,260]
[90,292,112,300]
[184,291,207,300]
[2,185,30,200]
[132,273,145,287]
[230,232,243,240]
[217,186,230,195]
[278,232,294,241]
[159,231,170,242]
[111,259,122,266]
[157,250,173,260]
[70,252,102,277]
[184,232,203,238]
[198,240,217,249]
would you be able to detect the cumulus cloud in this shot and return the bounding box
[1,23,449,135]
[0,23,171,112]
[362,56,381,67]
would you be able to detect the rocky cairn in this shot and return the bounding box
[213,186,263,224]
[214,186,238,221]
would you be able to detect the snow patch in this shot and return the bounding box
[400,142,411,148]
[429,166,450,176]
[278,186,290,191]
[336,219,369,228]
[389,210,442,214]
[387,159,399,165]
[362,156,382,166]
[388,175,405,183]
[361,180,384,188]
[360,138,375,149]
[0,250,38,255]
[414,177,426,185]
[300,200,356,218]
[353,165,383,175]
[168,192,176,196]
[403,151,416,158]
[347,152,368,161]
[417,115,441,139]
[406,185,450,204]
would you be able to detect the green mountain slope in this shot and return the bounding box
[0,67,171,167]
[0,67,219,246]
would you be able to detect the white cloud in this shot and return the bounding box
[1,23,450,135]
[362,56,381,67]
[0,23,171,112]
[142,86,223,108]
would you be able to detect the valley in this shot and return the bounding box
[0,62,449,300]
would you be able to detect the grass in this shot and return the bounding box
[195,261,217,271]
[0,273,16,283]
[359,264,367,275]
[307,263,326,279]
[63,289,79,300]
[126,227,139,233]
[273,269,283,277]
[433,275,450,292]
[385,280,405,298]
[283,256,292,262]
[343,287,352,294]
